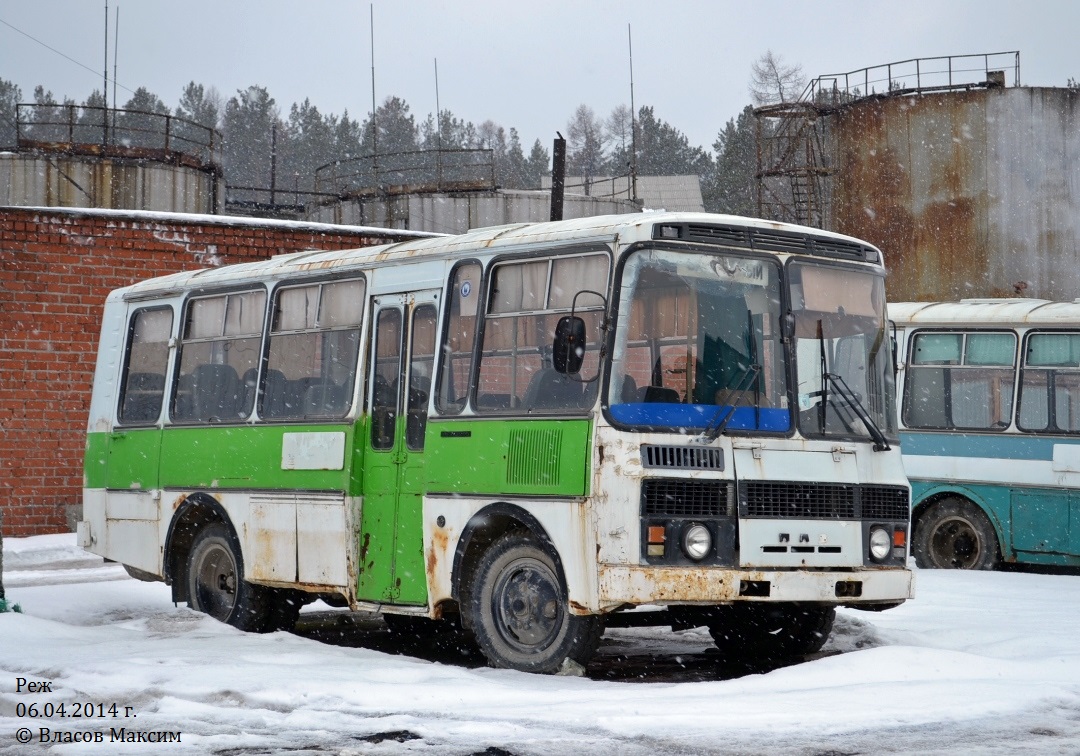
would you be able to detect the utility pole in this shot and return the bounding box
[550,132,566,221]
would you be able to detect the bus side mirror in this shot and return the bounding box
[553,315,586,374]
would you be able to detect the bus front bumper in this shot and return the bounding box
[596,564,914,610]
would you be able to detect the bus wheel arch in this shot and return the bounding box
[912,494,1001,570]
[164,495,286,632]
[452,503,601,673]
[164,493,234,604]
[451,504,561,612]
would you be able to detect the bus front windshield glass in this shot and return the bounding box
[608,248,789,433]
[790,261,896,443]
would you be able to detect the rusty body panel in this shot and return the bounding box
[830,87,1080,302]
[597,564,913,605]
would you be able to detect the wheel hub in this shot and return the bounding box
[495,561,562,651]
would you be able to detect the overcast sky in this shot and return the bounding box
[2,1,1076,153]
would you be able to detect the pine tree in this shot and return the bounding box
[223,85,281,192]
[705,105,757,215]
[0,78,19,147]
[523,139,550,189]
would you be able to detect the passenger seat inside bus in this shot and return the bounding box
[190,363,243,420]
[523,368,584,410]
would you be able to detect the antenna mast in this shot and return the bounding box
[103,1,109,147]
[628,24,638,204]
[112,6,119,111]
[370,4,378,172]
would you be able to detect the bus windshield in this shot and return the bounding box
[790,261,896,443]
[608,248,789,432]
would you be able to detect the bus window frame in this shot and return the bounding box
[116,304,175,427]
[901,327,1018,433]
[1017,328,1080,435]
[601,240,793,437]
[259,275,367,422]
[169,284,269,426]
[472,245,611,416]
[434,258,484,416]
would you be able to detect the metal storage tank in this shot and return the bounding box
[833,86,1080,301]
[0,104,222,214]
[758,54,1080,302]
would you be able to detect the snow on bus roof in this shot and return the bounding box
[116,211,880,299]
[888,298,1080,325]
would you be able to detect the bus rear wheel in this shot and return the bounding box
[913,499,999,570]
[707,603,835,661]
[186,523,273,632]
[466,533,601,674]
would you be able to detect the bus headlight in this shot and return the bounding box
[869,526,891,562]
[681,523,712,561]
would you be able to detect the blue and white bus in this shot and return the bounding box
[892,298,1080,570]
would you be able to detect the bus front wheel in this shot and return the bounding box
[466,533,601,674]
[186,523,273,632]
[913,499,1000,570]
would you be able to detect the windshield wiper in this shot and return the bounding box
[824,372,891,452]
[695,363,761,443]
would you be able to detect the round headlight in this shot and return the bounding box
[681,523,712,561]
[869,526,891,561]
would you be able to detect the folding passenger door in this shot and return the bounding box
[358,290,440,605]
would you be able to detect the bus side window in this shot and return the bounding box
[436,262,481,414]
[261,279,364,420]
[173,291,265,423]
[1019,332,1080,433]
[118,307,173,424]
[371,308,403,449]
[406,304,438,450]
[476,253,607,413]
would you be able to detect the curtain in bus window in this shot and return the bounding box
[489,260,547,313]
[119,308,172,424]
[549,255,606,308]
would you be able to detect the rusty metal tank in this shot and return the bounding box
[830,86,1080,302]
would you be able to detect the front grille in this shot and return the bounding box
[744,481,856,519]
[742,481,909,520]
[642,444,724,470]
[642,479,726,518]
[861,485,910,520]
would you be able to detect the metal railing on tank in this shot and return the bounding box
[314,148,496,197]
[11,103,221,174]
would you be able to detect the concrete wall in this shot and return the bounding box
[830,86,1080,301]
[0,207,418,536]
[0,153,223,214]
[306,189,638,233]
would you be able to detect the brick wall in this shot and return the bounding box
[0,207,420,536]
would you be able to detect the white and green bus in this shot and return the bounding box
[80,212,912,674]
[892,298,1080,570]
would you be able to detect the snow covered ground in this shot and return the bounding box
[2,534,1080,755]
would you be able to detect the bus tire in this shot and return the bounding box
[707,603,835,661]
[913,499,999,570]
[187,523,273,632]
[466,533,601,674]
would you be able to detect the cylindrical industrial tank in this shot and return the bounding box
[0,152,222,214]
[830,87,1080,301]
